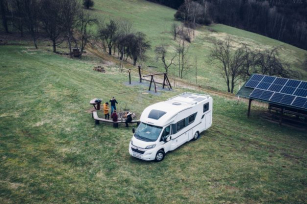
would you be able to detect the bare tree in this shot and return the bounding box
[171,23,179,40]
[40,0,66,53]
[303,55,307,72]
[0,0,9,33]
[23,0,40,49]
[11,0,25,36]
[176,39,191,79]
[99,19,118,55]
[75,10,97,56]
[61,0,81,57]
[244,46,299,79]
[209,37,248,93]
[155,44,177,74]
[129,32,150,66]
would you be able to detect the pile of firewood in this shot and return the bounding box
[93,66,105,73]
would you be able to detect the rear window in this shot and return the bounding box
[148,109,166,120]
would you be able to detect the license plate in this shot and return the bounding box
[132,152,142,159]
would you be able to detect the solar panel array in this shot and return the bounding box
[245,74,307,110]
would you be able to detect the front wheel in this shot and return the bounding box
[193,131,200,140]
[155,150,165,162]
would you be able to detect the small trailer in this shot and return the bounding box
[129,92,213,161]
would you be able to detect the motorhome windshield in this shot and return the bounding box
[134,122,162,142]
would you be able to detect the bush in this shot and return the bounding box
[83,0,94,9]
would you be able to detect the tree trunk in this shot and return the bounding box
[0,0,9,33]
[52,39,57,53]
[108,46,112,55]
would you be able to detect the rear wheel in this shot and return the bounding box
[193,131,200,140]
[155,150,165,162]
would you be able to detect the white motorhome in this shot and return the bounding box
[129,92,213,161]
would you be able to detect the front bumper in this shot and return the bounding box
[129,143,156,161]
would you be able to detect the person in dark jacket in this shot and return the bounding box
[111,110,118,128]
[125,112,132,127]
[109,97,118,115]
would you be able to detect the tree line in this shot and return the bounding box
[154,0,307,51]
[0,0,150,65]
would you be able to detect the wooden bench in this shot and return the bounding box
[92,111,140,126]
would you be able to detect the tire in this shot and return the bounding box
[193,131,200,140]
[155,150,165,162]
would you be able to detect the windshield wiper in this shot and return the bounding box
[134,134,153,142]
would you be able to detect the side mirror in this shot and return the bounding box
[166,136,172,142]
[132,128,135,133]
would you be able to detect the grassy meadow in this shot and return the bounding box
[0,45,307,203]
[1,0,307,203]
[90,0,307,93]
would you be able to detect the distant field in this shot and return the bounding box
[89,0,307,93]
[0,45,306,203]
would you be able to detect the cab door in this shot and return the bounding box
[160,125,172,153]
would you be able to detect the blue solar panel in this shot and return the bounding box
[259,91,274,101]
[245,80,260,88]
[285,79,300,88]
[256,82,271,90]
[262,76,276,83]
[270,93,285,103]
[293,88,307,97]
[268,84,283,92]
[250,74,265,81]
[250,89,264,98]
[280,86,296,95]
[292,97,307,108]
[298,81,307,89]
[273,78,288,86]
[280,95,296,105]
[244,74,307,110]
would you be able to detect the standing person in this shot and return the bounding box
[125,112,132,127]
[103,102,110,120]
[111,110,118,128]
[109,97,118,115]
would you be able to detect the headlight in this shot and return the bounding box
[145,144,156,149]
[130,140,133,146]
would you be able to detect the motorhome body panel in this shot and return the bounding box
[129,92,213,161]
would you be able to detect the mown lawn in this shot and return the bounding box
[0,45,306,203]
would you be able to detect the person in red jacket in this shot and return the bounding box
[111,110,118,128]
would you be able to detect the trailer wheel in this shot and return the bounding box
[193,131,200,140]
[155,150,165,162]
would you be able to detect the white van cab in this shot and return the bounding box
[129,92,213,161]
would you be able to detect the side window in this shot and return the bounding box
[176,119,186,132]
[188,113,197,124]
[203,103,209,113]
[171,124,177,134]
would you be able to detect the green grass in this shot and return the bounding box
[1,45,307,203]
[1,0,307,203]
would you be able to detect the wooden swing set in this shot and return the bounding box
[128,66,172,93]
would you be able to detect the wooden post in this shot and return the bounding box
[163,73,166,89]
[279,107,284,125]
[247,99,252,117]
[153,78,157,93]
[128,69,131,84]
[165,73,172,89]
[138,66,142,83]
[149,75,153,91]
